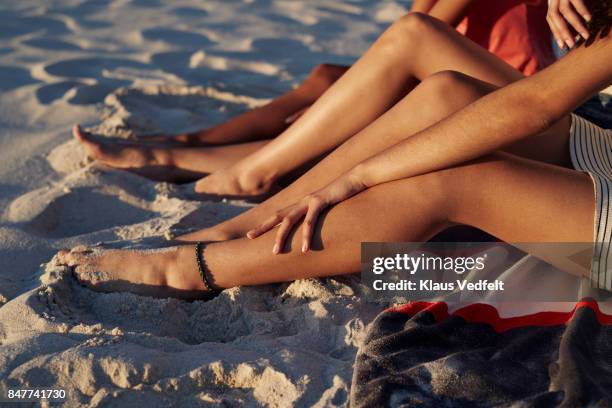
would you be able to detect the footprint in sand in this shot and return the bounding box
[35,81,82,105]
[141,28,214,48]
[35,80,131,106]
[39,58,150,104]
[23,38,82,52]
[43,57,149,79]
[0,65,38,91]
[170,7,209,18]
[8,187,155,238]
[93,85,268,138]
[0,12,70,39]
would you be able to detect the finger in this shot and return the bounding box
[547,15,566,49]
[570,0,591,22]
[301,201,325,253]
[247,214,282,239]
[562,0,589,39]
[550,2,575,48]
[547,0,566,48]
[274,217,294,254]
[275,208,306,254]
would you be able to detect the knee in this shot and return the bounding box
[416,70,494,112]
[386,12,436,45]
[372,12,439,63]
[419,71,480,98]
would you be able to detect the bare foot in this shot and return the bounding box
[73,125,208,182]
[135,131,207,147]
[57,245,218,299]
[73,125,171,170]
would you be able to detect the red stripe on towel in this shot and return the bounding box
[389,300,612,333]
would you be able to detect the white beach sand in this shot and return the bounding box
[0,1,407,406]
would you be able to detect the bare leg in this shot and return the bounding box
[72,64,346,181]
[78,62,347,161]
[181,71,571,242]
[58,153,594,298]
[74,126,268,182]
[175,64,348,145]
[194,13,523,197]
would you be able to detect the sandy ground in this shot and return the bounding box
[4,1,610,406]
[0,1,408,406]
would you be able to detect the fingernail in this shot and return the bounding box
[302,243,308,253]
[583,14,591,22]
[581,31,589,39]
[556,40,565,49]
[246,231,253,239]
[273,244,279,254]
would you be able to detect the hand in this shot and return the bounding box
[246,172,366,254]
[547,0,592,49]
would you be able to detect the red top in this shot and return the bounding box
[456,0,556,76]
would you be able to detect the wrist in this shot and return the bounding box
[347,164,368,191]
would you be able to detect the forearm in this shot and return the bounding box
[350,42,611,188]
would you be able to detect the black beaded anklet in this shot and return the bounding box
[195,242,220,293]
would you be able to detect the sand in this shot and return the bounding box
[3,1,610,406]
[0,1,406,406]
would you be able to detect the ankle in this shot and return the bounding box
[236,163,277,194]
[187,129,217,145]
[164,246,202,290]
[150,148,173,166]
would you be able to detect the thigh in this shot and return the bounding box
[398,13,524,86]
[205,153,596,283]
[503,115,572,168]
[444,152,594,242]
[441,152,595,276]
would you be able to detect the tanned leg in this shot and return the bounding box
[74,126,268,182]
[180,70,571,242]
[180,64,349,145]
[72,64,347,181]
[57,152,594,298]
[193,13,523,197]
[76,63,346,150]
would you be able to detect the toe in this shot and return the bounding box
[57,250,70,263]
[71,245,91,254]
[72,124,86,142]
[194,178,206,194]
[58,245,93,265]
[62,252,78,266]
[74,265,93,279]
[73,266,94,288]
[62,251,89,267]
[73,125,105,159]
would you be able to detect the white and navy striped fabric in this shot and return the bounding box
[569,114,612,291]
